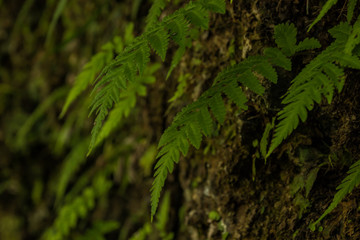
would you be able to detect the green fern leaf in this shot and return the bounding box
[208,93,226,124]
[88,0,227,156]
[322,63,345,91]
[149,36,291,218]
[308,0,338,31]
[165,15,189,46]
[176,131,190,156]
[61,43,113,117]
[147,25,169,61]
[333,52,360,69]
[274,22,297,56]
[267,91,316,157]
[185,121,202,149]
[267,21,360,158]
[253,60,278,84]
[151,147,179,221]
[239,69,265,95]
[95,95,135,147]
[184,4,209,29]
[166,46,186,80]
[347,0,358,23]
[345,16,360,54]
[199,0,226,14]
[124,62,137,82]
[56,139,89,204]
[328,22,352,41]
[311,159,360,229]
[223,82,248,110]
[134,44,151,75]
[295,38,321,52]
[264,47,292,70]
[197,107,213,137]
[145,0,167,31]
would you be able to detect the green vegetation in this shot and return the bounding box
[2,0,360,239]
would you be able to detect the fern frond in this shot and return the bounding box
[75,221,120,240]
[264,47,292,70]
[151,146,179,221]
[199,0,226,14]
[167,46,186,79]
[267,22,360,158]
[274,22,321,56]
[43,172,113,240]
[56,139,89,204]
[274,22,297,56]
[184,3,209,29]
[347,0,358,23]
[197,107,213,137]
[60,23,138,118]
[89,0,225,153]
[165,14,189,46]
[61,43,113,118]
[345,16,360,54]
[147,24,169,61]
[308,0,359,30]
[95,64,159,147]
[151,49,287,219]
[208,93,227,124]
[135,44,151,75]
[308,0,338,31]
[310,159,360,230]
[296,38,321,52]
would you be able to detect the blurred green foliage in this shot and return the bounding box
[0,0,176,239]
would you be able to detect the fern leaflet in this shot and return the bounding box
[275,22,321,56]
[145,0,167,31]
[347,0,358,23]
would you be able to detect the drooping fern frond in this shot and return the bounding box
[75,221,120,240]
[55,139,89,204]
[308,0,359,31]
[94,63,161,147]
[309,159,360,230]
[45,0,68,48]
[43,169,113,240]
[347,0,359,23]
[60,24,136,118]
[60,43,113,117]
[267,22,360,158]
[88,0,226,154]
[151,50,291,220]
